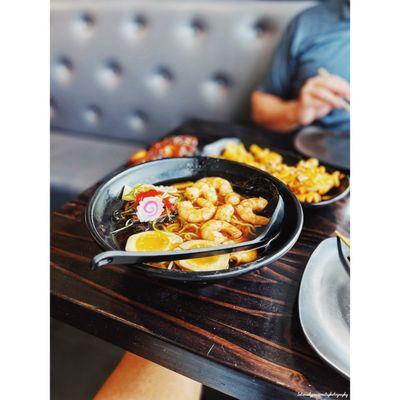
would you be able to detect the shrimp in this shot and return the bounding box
[185,182,218,204]
[200,219,242,243]
[236,197,269,225]
[195,197,214,208]
[224,192,241,205]
[178,201,216,223]
[197,177,233,196]
[215,204,234,222]
[230,250,258,265]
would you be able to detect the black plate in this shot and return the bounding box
[201,138,350,208]
[294,127,350,171]
[86,157,303,283]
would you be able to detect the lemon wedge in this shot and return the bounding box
[125,231,183,252]
[175,240,230,271]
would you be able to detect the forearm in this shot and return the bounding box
[251,91,300,133]
[94,352,202,400]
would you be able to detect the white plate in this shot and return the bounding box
[299,237,350,378]
[201,137,241,156]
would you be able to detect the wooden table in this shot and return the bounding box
[51,120,350,400]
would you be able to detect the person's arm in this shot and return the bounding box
[252,74,350,133]
[94,352,202,400]
[251,92,300,132]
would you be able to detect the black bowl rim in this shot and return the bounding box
[200,138,350,208]
[228,148,350,208]
[301,177,350,208]
[85,156,304,281]
[255,147,350,208]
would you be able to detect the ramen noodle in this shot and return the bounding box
[112,177,269,271]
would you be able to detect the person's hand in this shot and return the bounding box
[297,75,350,125]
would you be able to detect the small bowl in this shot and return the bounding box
[85,157,304,283]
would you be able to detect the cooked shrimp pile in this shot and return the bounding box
[156,177,269,269]
[117,177,269,271]
[162,177,268,240]
[219,143,342,203]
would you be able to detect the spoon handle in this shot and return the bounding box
[91,240,270,270]
[91,196,284,271]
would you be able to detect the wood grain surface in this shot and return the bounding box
[51,120,350,400]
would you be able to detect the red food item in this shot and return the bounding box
[130,135,198,164]
[133,189,162,208]
[162,197,176,212]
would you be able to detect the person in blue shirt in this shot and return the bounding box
[252,0,350,133]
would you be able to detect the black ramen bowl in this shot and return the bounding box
[85,157,304,283]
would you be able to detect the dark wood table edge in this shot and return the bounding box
[51,293,310,400]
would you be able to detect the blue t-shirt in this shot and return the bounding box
[260,0,350,132]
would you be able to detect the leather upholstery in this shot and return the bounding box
[50,131,139,209]
[51,0,315,144]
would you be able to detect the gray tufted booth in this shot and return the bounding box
[51,0,316,208]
